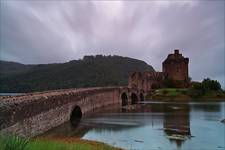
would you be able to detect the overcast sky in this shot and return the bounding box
[0,0,224,87]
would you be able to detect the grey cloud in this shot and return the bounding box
[0,0,224,87]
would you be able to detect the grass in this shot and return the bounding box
[203,90,225,98]
[25,139,91,150]
[0,135,121,150]
[155,88,188,96]
[0,135,29,150]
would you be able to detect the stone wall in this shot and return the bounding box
[128,71,164,92]
[163,50,189,81]
[0,87,142,137]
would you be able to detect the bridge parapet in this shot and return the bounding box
[0,86,145,137]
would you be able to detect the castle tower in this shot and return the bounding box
[162,49,189,81]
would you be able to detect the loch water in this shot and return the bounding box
[42,101,225,150]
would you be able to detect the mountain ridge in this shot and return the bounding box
[0,55,154,93]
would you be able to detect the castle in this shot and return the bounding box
[128,49,189,92]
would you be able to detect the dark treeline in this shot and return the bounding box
[0,55,154,93]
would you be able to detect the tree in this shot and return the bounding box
[189,78,222,98]
[189,82,205,98]
[202,78,221,91]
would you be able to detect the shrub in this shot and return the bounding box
[202,78,221,91]
[189,89,204,98]
[189,82,205,98]
[192,82,204,90]
[180,90,187,95]
[162,89,168,95]
[163,79,175,88]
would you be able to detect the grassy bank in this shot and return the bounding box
[146,88,225,101]
[0,135,121,150]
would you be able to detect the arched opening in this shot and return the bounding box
[121,92,128,106]
[131,93,138,104]
[140,93,144,101]
[70,106,82,126]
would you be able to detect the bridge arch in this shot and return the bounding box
[140,93,144,101]
[70,105,82,126]
[0,87,146,137]
[131,93,138,104]
[121,92,128,106]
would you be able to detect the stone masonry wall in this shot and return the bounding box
[0,87,127,137]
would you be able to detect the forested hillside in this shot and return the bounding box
[0,55,154,93]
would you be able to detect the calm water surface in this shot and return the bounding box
[42,101,225,150]
[0,93,24,96]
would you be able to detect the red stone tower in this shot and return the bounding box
[162,49,189,81]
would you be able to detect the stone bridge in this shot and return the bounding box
[0,86,145,137]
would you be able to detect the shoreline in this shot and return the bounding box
[34,136,122,150]
[146,96,225,102]
[146,88,225,102]
[0,135,122,150]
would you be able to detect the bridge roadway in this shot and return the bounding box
[0,86,145,137]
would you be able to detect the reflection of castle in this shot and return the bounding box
[163,104,191,148]
[128,49,189,92]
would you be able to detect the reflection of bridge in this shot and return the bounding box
[0,86,145,137]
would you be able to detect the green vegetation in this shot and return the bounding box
[0,55,154,93]
[0,135,29,150]
[189,78,222,98]
[155,88,188,96]
[147,79,224,101]
[26,139,90,150]
[148,88,190,101]
[0,135,120,150]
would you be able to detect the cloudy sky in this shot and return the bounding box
[0,0,224,87]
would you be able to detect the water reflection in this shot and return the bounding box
[163,104,191,148]
[191,102,222,122]
[191,102,221,112]
[41,102,225,150]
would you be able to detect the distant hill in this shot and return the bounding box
[0,61,34,76]
[0,55,154,93]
